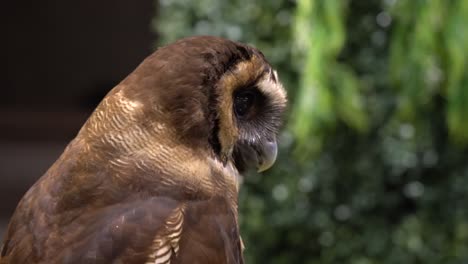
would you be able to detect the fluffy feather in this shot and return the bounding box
[0,36,286,264]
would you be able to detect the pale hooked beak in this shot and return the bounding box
[232,138,279,173]
[256,139,278,172]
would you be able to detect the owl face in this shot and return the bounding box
[209,39,287,173]
[219,56,286,173]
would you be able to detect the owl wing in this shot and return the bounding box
[56,196,185,264]
[1,195,183,264]
[1,193,243,264]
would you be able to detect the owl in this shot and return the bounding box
[0,36,287,264]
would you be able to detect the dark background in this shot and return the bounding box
[0,0,155,238]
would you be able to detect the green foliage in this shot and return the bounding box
[154,0,468,263]
[389,0,468,144]
[292,0,368,156]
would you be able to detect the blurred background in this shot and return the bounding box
[2,0,468,263]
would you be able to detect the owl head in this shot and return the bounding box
[90,36,287,175]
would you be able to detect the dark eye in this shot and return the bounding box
[234,90,256,118]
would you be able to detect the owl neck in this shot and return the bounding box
[74,87,241,200]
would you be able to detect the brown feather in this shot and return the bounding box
[0,36,286,264]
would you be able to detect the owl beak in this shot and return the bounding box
[257,139,278,172]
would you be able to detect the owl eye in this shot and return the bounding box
[234,90,256,118]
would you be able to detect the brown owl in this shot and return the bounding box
[0,36,287,264]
